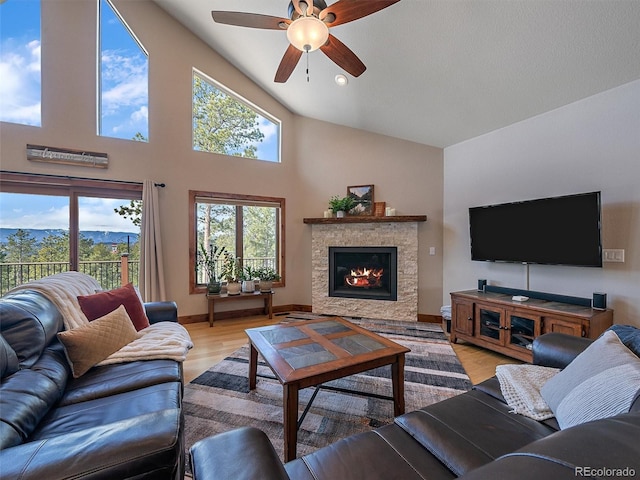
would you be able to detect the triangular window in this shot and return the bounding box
[193,70,281,162]
[98,0,148,141]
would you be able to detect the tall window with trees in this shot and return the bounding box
[0,173,142,295]
[0,0,41,126]
[189,191,285,293]
[192,70,281,162]
[99,0,149,141]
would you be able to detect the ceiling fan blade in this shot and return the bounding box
[211,11,290,30]
[320,34,366,77]
[274,44,303,83]
[319,0,401,27]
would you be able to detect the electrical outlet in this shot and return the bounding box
[603,249,625,263]
[429,247,436,256]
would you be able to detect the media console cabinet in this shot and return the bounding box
[450,289,613,362]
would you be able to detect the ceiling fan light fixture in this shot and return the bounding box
[286,16,329,52]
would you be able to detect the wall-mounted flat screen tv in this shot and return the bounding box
[469,191,602,267]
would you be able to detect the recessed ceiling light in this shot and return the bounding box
[335,74,348,87]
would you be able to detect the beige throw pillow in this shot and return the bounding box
[57,304,138,378]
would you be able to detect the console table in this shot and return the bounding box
[206,291,273,327]
[450,289,613,362]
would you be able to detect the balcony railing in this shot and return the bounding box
[1,256,277,296]
[0,258,139,296]
[195,257,277,284]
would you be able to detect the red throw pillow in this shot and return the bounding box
[77,283,150,331]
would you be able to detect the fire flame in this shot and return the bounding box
[345,267,384,288]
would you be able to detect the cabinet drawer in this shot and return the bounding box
[544,317,585,337]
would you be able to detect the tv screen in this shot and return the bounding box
[469,191,602,267]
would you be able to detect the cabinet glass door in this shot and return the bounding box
[477,307,502,344]
[508,314,536,351]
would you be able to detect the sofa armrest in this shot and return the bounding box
[190,427,290,480]
[144,301,178,324]
[532,333,592,369]
[0,409,183,480]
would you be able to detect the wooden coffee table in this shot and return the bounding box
[245,316,410,462]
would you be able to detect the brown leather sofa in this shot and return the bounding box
[0,289,185,480]
[190,331,640,480]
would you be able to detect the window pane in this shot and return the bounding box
[243,206,277,272]
[99,0,149,141]
[78,196,141,289]
[0,0,41,126]
[0,192,69,293]
[196,202,236,283]
[192,71,281,162]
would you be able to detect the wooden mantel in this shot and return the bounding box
[303,215,426,224]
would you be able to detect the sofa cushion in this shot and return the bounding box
[57,305,139,378]
[608,324,640,356]
[463,411,640,480]
[1,409,184,480]
[77,283,150,331]
[541,330,640,429]
[286,424,456,480]
[0,334,20,379]
[59,359,183,406]
[30,381,182,440]
[395,389,555,476]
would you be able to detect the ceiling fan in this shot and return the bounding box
[211,0,401,83]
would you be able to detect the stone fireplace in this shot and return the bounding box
[329,246,397,301]
[307,218,423,322]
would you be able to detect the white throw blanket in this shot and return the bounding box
[8,272,193,363]
[8,271,101,329]
[495,364,560,420]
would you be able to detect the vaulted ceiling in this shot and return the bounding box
[153,0,640,148]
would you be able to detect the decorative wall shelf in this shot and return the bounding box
[303,215,426,224]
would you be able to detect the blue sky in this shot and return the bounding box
[0,0,279,158]
[0,192,140,233]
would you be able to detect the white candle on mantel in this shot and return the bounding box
[324,210,331,218]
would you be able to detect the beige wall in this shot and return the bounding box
[443,80,640,327]
[0,1,445,318]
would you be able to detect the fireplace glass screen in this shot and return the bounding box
[329,246,397,301]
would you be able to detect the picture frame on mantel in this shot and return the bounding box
[347,184,374,216]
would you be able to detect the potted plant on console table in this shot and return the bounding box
[198,243,226,294]
[221,252,243,295]
[329,195,356,218]
[255,266,281,293]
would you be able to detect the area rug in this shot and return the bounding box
[183,313,472,471]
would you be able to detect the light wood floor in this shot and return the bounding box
[182,313,521,385]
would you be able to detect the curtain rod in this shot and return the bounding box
[0,170,166,187]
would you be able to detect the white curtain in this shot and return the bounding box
[139,180,166,301]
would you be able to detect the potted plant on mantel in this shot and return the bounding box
[255,266,281,293]
[220,252,243,295]
[329,195,356,218]
[198,243,226,294]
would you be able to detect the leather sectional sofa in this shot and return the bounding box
[0,289,185,480]
[191,331,640,480]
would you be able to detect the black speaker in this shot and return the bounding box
[478,279,487,292]
[592,292,607,310]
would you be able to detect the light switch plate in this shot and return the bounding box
[603,249,625,263]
